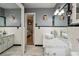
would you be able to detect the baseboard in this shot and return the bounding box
[35,45,43,46]
[13,44,21,46]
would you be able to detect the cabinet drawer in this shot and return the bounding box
[0,45,3,53]
[2,37,8,51]
[0,39,3,45]
[7,35,14,47]
[2,37,8,44]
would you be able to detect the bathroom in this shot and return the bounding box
[0,3,79,56]
[25,3,79,56]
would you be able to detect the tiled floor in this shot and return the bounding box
[24,45,44,56]
[0,46,22,56]
[0,45,44,56]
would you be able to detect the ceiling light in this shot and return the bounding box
[58,9,64,15]
[54,9,59,15]
[66,10,72,16]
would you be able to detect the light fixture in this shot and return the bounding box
[54,9,64,15]
[54,9,59,15]
[58,9,65,15]
[66,10,72,16]
[43,15,47,20]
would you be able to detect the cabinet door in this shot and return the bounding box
[10,35,14,45]
[7,35,14,48]
[2,37,8,51]
[0,44,3,53]
[7,36,11,48]
[0,38,4,53]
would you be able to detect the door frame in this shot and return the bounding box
[25,13,36,46]
[16,3,25,55]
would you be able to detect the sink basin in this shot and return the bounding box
[44,33,54,40]
[43,33,69,48]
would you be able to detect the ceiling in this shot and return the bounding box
[24,3,56,8]
[0,3,20,9]
[0,3,56,9]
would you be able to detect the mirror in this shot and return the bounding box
[0,16,6,26]
[53,3,68,26]
[0,3,21,27]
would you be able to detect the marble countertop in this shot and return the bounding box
[0,33,14,38]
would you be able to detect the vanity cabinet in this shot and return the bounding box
[0,34,14,53]
[0,39,3,53]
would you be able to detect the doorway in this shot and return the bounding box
[25,13,35,46]
[24,13,36,54]
[27,15,34,45]
[24,13,44,55]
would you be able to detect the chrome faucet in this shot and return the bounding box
[54,30,57,38]
[50,30,57,38]
[50,31,54,34]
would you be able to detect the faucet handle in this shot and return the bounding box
[50,31,54,34]
[54,30,57,38]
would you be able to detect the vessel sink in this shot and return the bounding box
[43,33,69,48]
[44,33,54,40]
